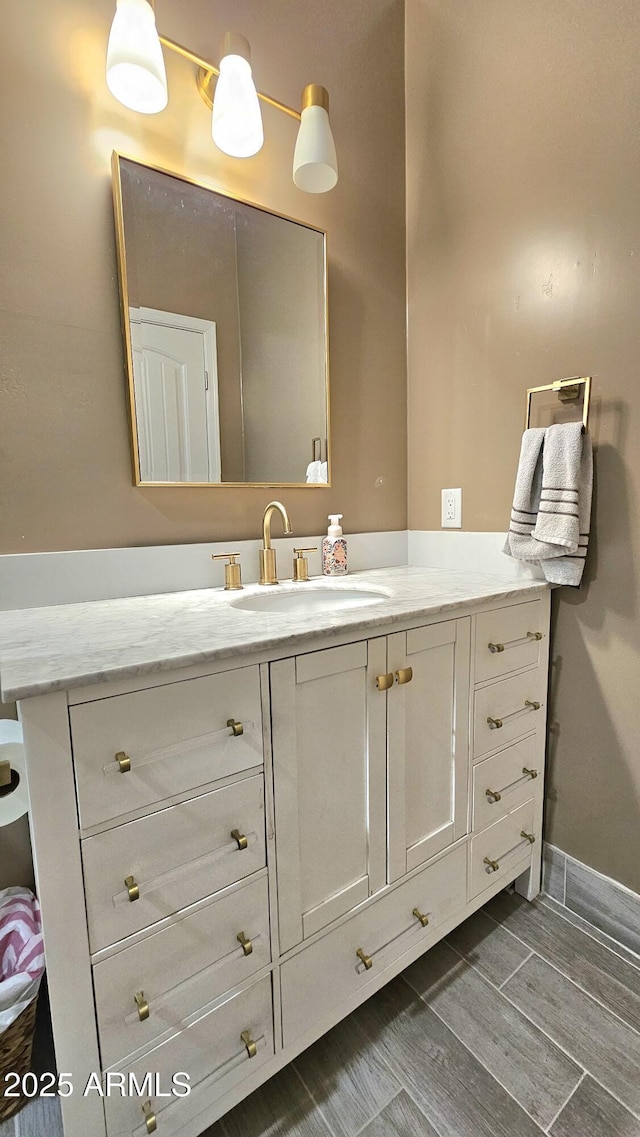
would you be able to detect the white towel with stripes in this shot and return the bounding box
[503,422,593,586]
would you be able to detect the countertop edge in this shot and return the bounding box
[1,576,550,703]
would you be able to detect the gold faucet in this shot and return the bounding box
[259,501,293,585]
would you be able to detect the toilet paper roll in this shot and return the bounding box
[0,720,29,826]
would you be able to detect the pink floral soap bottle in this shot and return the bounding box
[322,514,348,576]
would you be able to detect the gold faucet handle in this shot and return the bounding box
[212,552,243,591]
[293,547,317,582]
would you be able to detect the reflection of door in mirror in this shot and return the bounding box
[112,154,330,487]
[129,309,221,483]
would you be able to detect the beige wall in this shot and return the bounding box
[407,0,640,892]
[1,0,406,553]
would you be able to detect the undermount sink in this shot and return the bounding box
[230,584,389,614]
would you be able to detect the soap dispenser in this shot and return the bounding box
[322,515,348,576]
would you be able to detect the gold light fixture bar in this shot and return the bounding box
[159,34,302,121]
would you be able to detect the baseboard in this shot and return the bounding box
[542,842,640,959]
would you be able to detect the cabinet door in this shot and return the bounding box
[388,618,471,881]
[272,639,387,953]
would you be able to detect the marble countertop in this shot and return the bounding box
[0,567,548,702]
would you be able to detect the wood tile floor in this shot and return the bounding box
[3,890,639,1137]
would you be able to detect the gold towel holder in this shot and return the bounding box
[525,375,591,433]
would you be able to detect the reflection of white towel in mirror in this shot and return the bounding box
[305,461,328,484]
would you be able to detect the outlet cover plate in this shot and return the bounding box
[441,488,462,528]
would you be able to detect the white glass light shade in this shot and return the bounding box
[212,54,264,158]
[106,0,168,115]
[293,104,338,193]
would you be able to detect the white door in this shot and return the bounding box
[271,639,387,953]
[387,618,471,881]
[129,308,220,483]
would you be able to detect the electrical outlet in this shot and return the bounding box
[441,488,462,528]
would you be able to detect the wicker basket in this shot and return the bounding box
[0,995,38,1121]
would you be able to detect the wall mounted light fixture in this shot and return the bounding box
[105,0,338,192]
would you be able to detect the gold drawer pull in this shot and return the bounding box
[524,700,541,711]
[521,830,536,844]
[489,630,543,655]
[356,947,373,970]
[142,1101,157,1134]
[484,856,500,873]
[227,718,244,737]
[485,788,502,803]
[395,667,413,685]
[231,828,248,850]
[487,716,503,730]
[523,766,538,779]
[125,875,140,902]
[237,930,253,956]
[241,1029,257,1058]
[134,991,150,1021]
[412,907,429,928]
[115,751,131,773]
[375,673,393,691]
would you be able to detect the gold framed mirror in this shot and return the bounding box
[112,153,330,487]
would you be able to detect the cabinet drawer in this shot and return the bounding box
[71,667,263,830]
[468,798,537,900]
[475,600,545,683]
[473,736,542,831]
[83,775,265,952]
[104,975,274,1137]
[281,843,466,1048]
[474,670,545,759]
[94,875,271,1068]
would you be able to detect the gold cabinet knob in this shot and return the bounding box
[237,931,253,956]
[134,991,150,1022]
[356,947,373,970]
[395,667,413,685]
[524,700,541,711]
[231,828,248,850]
[487,716,503,729]
[227,718,244,737]
[375,673,393,691]
[125,875,140,902]
[116,751,131,773]
[241,1029,257,1058]
[484,856,500,873]
[527,631,543,641]
[522,766,538,780]
[142,1101,157,1134]
[485,788,502,803]
[521,830,536,844]
[488,642,505,653]
[412,906,429,928]
[212,552,243,591]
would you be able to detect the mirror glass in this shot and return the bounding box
[112,155,330,486]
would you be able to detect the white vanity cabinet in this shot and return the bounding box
[15,583,551,1137]
[271,638,388,952]
[386,619,471,879]
[272,616,471,957]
